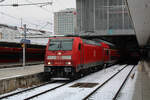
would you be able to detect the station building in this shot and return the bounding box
[0,24,51,45]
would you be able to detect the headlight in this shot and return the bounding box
[48,62,51,65]
[66,62,71,65]
[62,56,71,60]
[47,56,56,59]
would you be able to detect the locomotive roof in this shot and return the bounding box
[49,36,75,39]
[48,35,115,47]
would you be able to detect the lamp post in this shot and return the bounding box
[23,24,26,67]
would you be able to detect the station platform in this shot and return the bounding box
[119,61,150,100]
[131,61,150,100]
[0,64,44,80]
[0,61,44,69]
[134,61,150,100]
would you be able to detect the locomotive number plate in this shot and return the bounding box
[55,62,62,64]
[56,56,62,59]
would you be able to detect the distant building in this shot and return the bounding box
[0,24,20,40]
[0,32,2,39]
[54,8,77,35]
[0,24,51,44]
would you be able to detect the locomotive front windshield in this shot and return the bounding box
[48,39,73,51]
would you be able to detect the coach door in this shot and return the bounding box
[78,43,84,68]
[104,48,110,62]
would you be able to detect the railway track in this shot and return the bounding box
[0,64,131,100]
[23,65,120,100]
[0,80,72,100]
[24,82,70,100]
[0,80,56,99]
[83,65,135,100]
[112,65,135,100]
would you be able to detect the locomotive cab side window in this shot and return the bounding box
[78,43,81,50]
[82,39,101,46]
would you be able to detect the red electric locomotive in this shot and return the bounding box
[44,37,119,78]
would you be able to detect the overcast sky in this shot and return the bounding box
[0,0,76,32]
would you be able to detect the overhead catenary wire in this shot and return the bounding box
[0,11,53,31]
[0,11,19,20]
[0,2,52,7]
[0,0,5,3]
[38,21,53,30]
[25,0,54,32]
[0,11,42,27]
[23,0,54,31]
[0,0,54,31]
[25,0,52,13]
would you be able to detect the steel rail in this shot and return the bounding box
[0,2,52,7]
[0,80,56,99]
[24,81,71,100]
[0,64,119,100]
[24,65,116,99]
[83,65,128,100]
[113,65,135,100]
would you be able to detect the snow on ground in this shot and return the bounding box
[117,66,138,100]
[89,65,134,100]
[1,64,130,100]
[30,65,126,100]
[0,88,24,98]
[2,83,63,100]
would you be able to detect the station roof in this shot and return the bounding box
[126,0,150,46]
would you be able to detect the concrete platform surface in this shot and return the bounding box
[132,62,150,100]
[0,61,43,69]
[122,61,150,100]
[0,64,44,80]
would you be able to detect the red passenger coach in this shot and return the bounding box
[0,43,45,64]
[44,37,104,78]
[101,42,120,66]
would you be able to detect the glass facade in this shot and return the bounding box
[77,0,134,35]
[0,27,19,40]
[95,0,133,30]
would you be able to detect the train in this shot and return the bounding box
[44,37,120,79]
[0,42,45,64]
